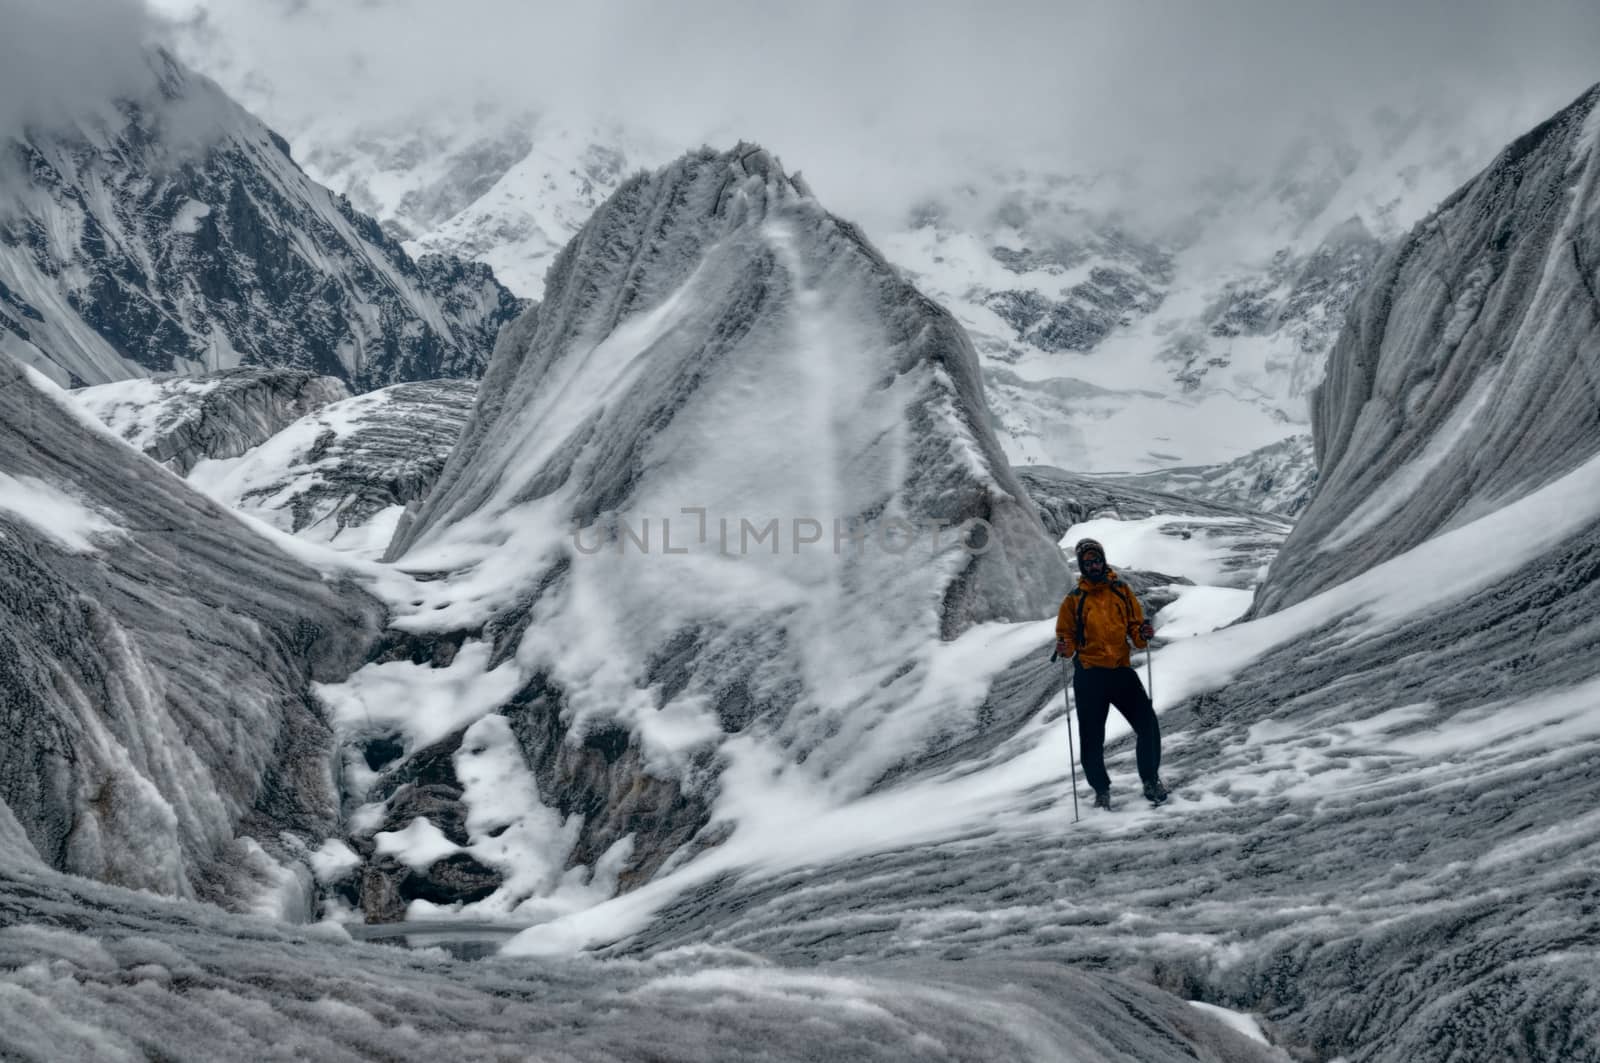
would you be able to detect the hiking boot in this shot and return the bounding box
[1142,777,1169,805]
[1092,788,1112,811]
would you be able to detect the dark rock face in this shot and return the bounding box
[1257,85,1600,613]
[349,730,505,922]
[497,673,709,892]
[984,232,1172,355]
[74,366,349,475]
[0,52,524,391]
[0,359,383,907]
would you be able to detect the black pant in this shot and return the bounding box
[1073,665,1161,792]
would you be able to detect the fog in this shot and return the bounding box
[27,0,1600,229]
[0,0,167,140]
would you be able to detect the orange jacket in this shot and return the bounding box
[1055,569,1148,669]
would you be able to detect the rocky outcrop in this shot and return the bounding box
[1256,85,1600,613]
[0,359,383,909]
[983,228,1173,355]
[0,51,525,391]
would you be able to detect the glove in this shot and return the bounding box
[1136,621,1155,641]
[1053,640,1071,660]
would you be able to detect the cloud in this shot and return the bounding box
[156,0,1600,229]
[0,0,170,141]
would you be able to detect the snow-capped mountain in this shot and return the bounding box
[878,109,1491,474]
[270,104,663,300]
[0,51,524,391]
[167,21,1513,478]
[319,143,1068,922]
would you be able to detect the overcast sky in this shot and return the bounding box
[8,0,1600,227]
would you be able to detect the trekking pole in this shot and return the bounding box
[1053,648,1080,823]
[1145,646,1155,708]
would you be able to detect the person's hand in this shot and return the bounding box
[1137,621,1154,640]
[1054,640,1071,658]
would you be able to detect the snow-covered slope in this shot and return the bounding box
[0,861,1281,1062]
[882,110,1493,474]
[318,143,1068,922]
[1258,85,1600,612]
[0,51,524,390]
[188,378,478,559]
[75,368,476,559]
[75,366,350,474]
[0,358,383,911]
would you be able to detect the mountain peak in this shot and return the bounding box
[0,49,522,391]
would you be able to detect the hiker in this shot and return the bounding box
[1054,537,1167,808]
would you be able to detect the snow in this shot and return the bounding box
[0,470,122,553]
[449,714,612,922]
[1154,585,1254,638]
[307,840,360,884]
[373,818,460,871]
[314,639,524,753]
[1187,1001,1271,1046]
[73,376,223,453]
[1061,514,1258,586]
[170,198,211,234]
